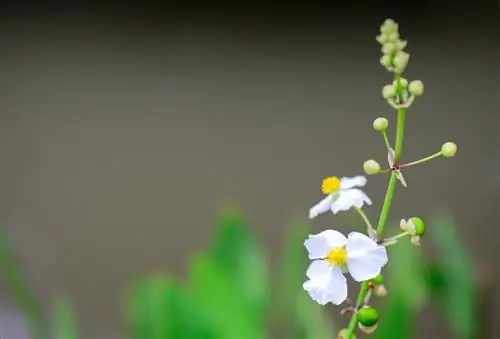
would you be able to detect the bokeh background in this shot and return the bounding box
[0,0,497,338]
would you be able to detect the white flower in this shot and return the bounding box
[303,230,388,305]
[308,176,372,219]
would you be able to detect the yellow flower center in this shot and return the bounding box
[326,247,347,266]
[321,176,341,194]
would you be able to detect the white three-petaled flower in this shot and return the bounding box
[308,176,372,219]
[303,229,388,305]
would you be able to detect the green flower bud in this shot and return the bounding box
[441,142,458,157]
[381,19,397,35]
[337,329,357,339]
[372,117,388,132]
[363,160,381,175]
[370,273,384,285]
[393,51,410,72]
[382,85,397,99]
[409,217,425,236]
[395,39,407,50]
[408,80,424,96]
[386,32,399,42]
[393,77,409,89]
[357,306,379,327]
[380,55,392,68]
[382,42,397,55]
[376,34,388,44]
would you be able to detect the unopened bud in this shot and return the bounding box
[408,80,424,96]
[393,77,409,89]
[376,34,387,44]
[374,284,388,297]
[441,142,458,157]
[380,55,392,68]
[393,51,410,72]
[363,160,381,175]
[382,42,397,55]
[382,85,397,99]
[409,217,425,236]
[372,117,388,132]
[337,329,357,339]
[357,306,379,327]
[395,39,408,50]
[386,32,399,42]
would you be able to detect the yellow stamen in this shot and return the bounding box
[326,247,347,266]
[321,176,341,194]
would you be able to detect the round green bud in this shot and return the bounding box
[410,217,425,236]
[393,77,408,89]
[393,51,410,72]
[380,55,392,68]
[376,34,388,44]
[396,39,408,50]
[372,117,388,132]
[371,273,384,285]
[382,85,397,99]
[337,329,357,339]
[408,80,424,96]
[386,32,400,42]
[357,306,379,327]
[363,160,381,175]
[381,42,397,55]
[441,142,458,157]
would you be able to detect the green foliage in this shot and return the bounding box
[52,294,80,339]
[425,215,476,339]
[122,208,334,339]
[374,215,476,339]
[374,239,428,339]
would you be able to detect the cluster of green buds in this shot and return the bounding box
[377,19,423,110]
[335,19,459,339]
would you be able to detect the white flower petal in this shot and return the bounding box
[308,195,333,219]
[331,189,372,214]
[317,229,349,247]
[346,232,388,282]
[304,230,348,259]
[340,176,367,189]
[303,267,347,305]
[306,260,330,279]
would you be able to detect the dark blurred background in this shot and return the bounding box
[0,0,498,338]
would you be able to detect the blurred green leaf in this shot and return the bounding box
[125,275,214,339]
[52,294,79,339]
[188,254,266,339]
[278,218,335,339]
[426,215,476,339]
[374,240,428,339]
[209,208,269,324]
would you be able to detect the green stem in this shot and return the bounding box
[345,281,370,333]
[399,151,442,169]
[382,131,391,152]
[394,108,406,162]
[376,173,397,237]
[344,73,407,339]
[353,207,376,236]
[0,230,50,339]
